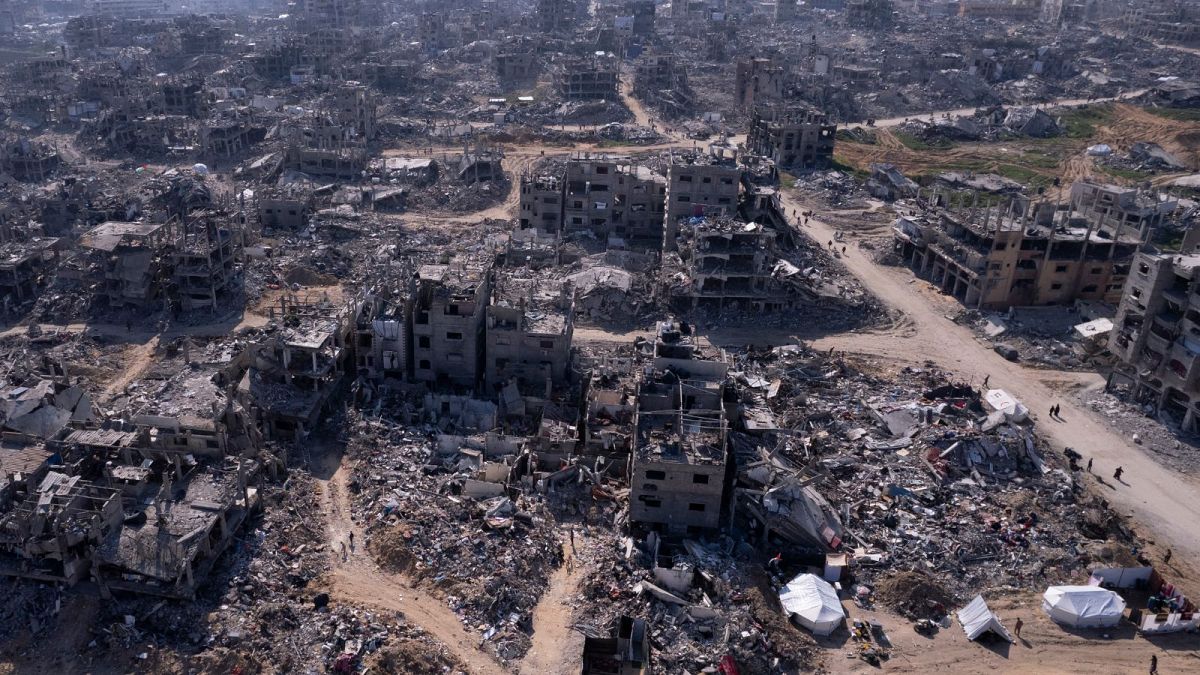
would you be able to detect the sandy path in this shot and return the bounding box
[516,529,586,675]
[310,442,509,675]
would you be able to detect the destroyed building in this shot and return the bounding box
[412,261,490,391]
[354,289,409,384]
[664,147,742,250]
[633,53,694,119]
[170,213,240,312]
[745,104,836,172]
[1121,0,1200,46]
[73,220,177,311]
[671,217,791,312]
[628,322,731,535]
[735,57,786,111]
[1109,247,1200,432]
[236,294,354,441]
[2,138,60,182]
[556,53,619,101]
[893,180,1178,309]
[485,268,575,397]
[558,154,668,250]
[0,238,63,313]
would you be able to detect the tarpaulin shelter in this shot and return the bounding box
[779,573,845,636]
[957,595,1014,641]
[1042,586,1126,627]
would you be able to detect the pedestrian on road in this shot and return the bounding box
[1114,466,1124,481]
[1087,458,1093,473]
[842,246,847,254]
[983,375,989,388]
[340,541,347,561]
[569,527,575,554]
[1150,654,1158,674]
[1049,405,1056,419]
[1014,617,1023,637]
[349,531,354,551]
[1164,548,1172,564]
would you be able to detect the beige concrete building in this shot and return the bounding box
[892,181,1176,310]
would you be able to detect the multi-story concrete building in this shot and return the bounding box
[673,217,787,312]
[892,181,1177,309]
[330,82,377,141]
[628,322,730,535]
[735,57,786,110]
[745,104,836,172]
[1109,245,1200,431]
[562,154,667,250]
[411,261,490,391]
[485,268,575,397]
[555,53,619,101]
[664,148,741,250]
[518,173,564,234]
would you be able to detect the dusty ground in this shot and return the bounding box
[825,593,1198,674]
[835,103,1200,186]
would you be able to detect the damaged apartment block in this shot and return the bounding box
[633,53,694,119]
[1108,230,1200,433]
[412,260,490,391]
[485,268,575,399]
[746,104,836,172]
[556,52,619,101]
[0,342,266,598]
[629,322,731,535]
[893,180,1178,309]
[236,294,354,441]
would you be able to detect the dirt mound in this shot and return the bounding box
[369,639,466,675]
[368,524,416,574]
[283,266,339,287]
[874,570,959,619]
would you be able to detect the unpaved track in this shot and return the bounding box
[311,443,509,675]
[516,530,586,675]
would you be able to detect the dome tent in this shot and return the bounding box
[1042,586,1126,627]
[779,573,845,636]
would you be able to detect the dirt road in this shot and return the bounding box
[779,188,1200,573]
[309,443,509,675]
[516,529,586,675]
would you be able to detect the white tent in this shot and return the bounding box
[957,595,1014,642]
[779,573,845,636]
[1042,586,1126,627]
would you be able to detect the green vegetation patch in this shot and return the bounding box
[1143,107,1200,122]
[1057,104,1115,139]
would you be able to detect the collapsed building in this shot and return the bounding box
[633,53,694,118]
[236,294,354,441]
[555,52,619,101]
[892,180,1178,309]
[1109,240,1200,432]
[746,104,836,172]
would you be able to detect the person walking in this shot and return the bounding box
[1114,466,1124,481]
[1014,617,1023,638]
[1049,405,1057,419]
[1164,548,1172,564]
[569,528,576,554]
[1087,457,1093,473]
[1150,654,1158,674]
[982,375,990,388]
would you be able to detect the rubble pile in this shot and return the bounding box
[730,347,1140,599]
[345,416,564,663]
[1079,388,1200,475]
[572,535,820,673]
